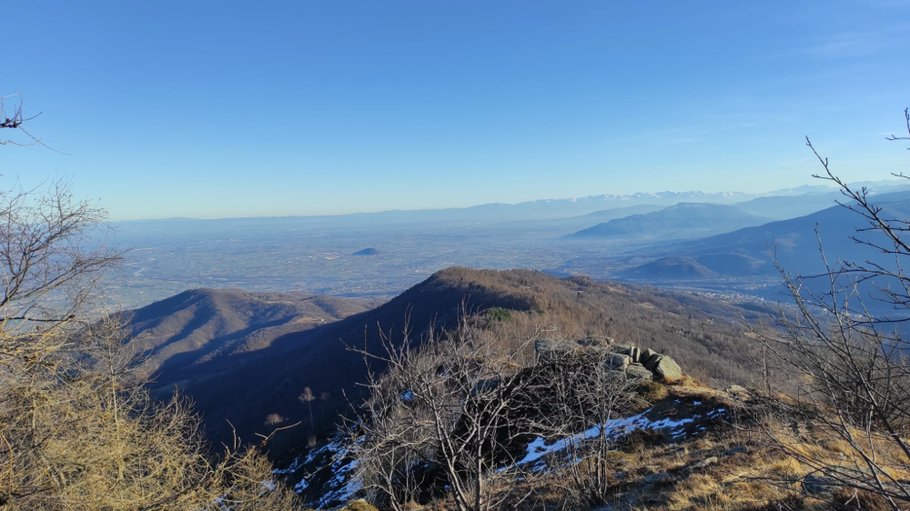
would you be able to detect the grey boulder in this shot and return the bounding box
[654,356,682,382]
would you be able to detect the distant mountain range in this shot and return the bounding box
[673,191,910,275]
[568,203,772,241]
[328,191,757,224]
[501,204,664,233]
[731,192,844,220]
[617,190,910,308]
[112,179,909,226]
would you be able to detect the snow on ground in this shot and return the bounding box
[274,441,333,477]
[274,435,364,508]
[512,407,723,471]
[315,457,361,508]
[278,404,729,507]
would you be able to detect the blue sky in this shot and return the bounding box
[4,1,910,220]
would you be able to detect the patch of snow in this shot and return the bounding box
[274,441,334,476]
[285,435,365,509]
[511,407,726,471]
[316,458,361,508]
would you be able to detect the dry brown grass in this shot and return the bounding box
[0,325,305,510]
[487,414,894,511]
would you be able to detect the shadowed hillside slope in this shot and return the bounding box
[622,256,719,280]
[120,289,387,391]
[124,268,773,455]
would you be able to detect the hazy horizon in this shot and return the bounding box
[105,178,907,222]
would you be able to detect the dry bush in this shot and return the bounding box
[530,348,644,508]
[344,310,542,511]
[0,318,305,510]
[0,178,303,509]
[346,307,659,511]
[751,129,910,510]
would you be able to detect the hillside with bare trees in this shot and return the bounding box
[120,267,775,457]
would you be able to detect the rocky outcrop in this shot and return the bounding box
[533,338,684,382]
[625,363,653,381]
[534,338,566,364]
[643,353,663,371]
[641,348,656,364]
[615,345,683,382]
[612,343,634,356]
[653,356,682,381]
[605,352,631,371]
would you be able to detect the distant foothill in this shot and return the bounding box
[352,247,380,256]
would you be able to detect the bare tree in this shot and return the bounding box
[300,387,316,429]
[344,311,541,511]
[532,347,643,507]
[0,178,122,364]
[0,110,304,508]
[0,92,60,151]
[755,110,910,509]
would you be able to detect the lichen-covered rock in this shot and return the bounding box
[631,346,641,363]
[605,352,631,371]
[625,363,653,381]
[688,456,719,471]
[643,353,663,371]
[653,356,682,382]
[727,384,749,397]
[610,343,634,356]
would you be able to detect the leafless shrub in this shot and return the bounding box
[300,387,316,429]
[0,175,303,509]
[530,348,644,507]
[754,112,910,510]
[0,92,62,152]
[0,317,304,509]
[265,413,288,426]
[0,178,121,363]
[343,309,541,511]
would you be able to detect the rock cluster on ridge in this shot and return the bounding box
[534,337,683,382]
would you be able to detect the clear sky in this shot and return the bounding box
[4,1,910,220]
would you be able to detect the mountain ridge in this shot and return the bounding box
[569,203,772,240]
[122,268,774,456]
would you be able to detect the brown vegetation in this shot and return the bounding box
[0,178,304,509]
[746,134,910,510]
[344,311,543,511]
